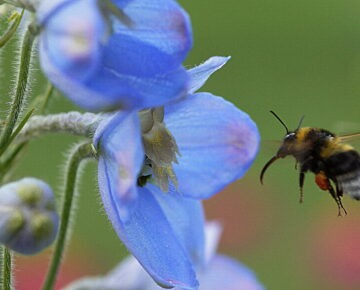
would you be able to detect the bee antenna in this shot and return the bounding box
[269,110,289,134]
[296,115,305,130]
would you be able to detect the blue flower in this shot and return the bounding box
[92,56,260,289]
[63,222,265,290]
[37,0,192,111]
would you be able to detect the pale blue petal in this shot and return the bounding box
[100,186,198,289]
[203,221,222,265]
[39,0,105,81]
[165,93,260,199]
[198,255,265,290]
[96,113,198,289]
[62,256,158,290]
[96,112,143,221]
[188,56,231,94]
[37,0,74,24]
[149,184,205,266]
[64,255,265,290]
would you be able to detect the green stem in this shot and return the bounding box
[0,23,35,156]
[0,21,37,290]
[1,0,36,12]
[39,84,54,114]
[0,9,24,48]
[2,248,12,290]
[42,143,96,290]
[27,82,54,115]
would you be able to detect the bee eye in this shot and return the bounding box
[285,132,296,140]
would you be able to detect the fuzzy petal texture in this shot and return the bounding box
[96,112,143,221]
[188,56,230,94]
[38,0,192,111]
[98,185,198,289]
[165,92,260,199]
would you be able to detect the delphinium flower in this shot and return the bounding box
[37,0,192,111]
[92,56,260,288]
[63,222,265,290]
[0,178,59,255]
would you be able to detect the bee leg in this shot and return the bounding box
[327,183,347,216]
[335,182,347,215]
[299,170,306,203]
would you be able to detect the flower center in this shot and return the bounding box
[137,107,180,192]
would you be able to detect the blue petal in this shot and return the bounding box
[96,112,143,221]
[84,35,190,109]
[39,0,105,81]
[39,0,192,111]
[149,184,205,267]
[111,0,134,9]
[63,255,265,290]
[99,185,199,289]
[188,56,231,94]
[112,0,193,61]
[37,0,74,24]
[198,255,265,290]
[165,93,260,199]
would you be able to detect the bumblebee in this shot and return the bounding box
[260,111,360,216]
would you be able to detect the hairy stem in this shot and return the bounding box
[0,9,24,48]
[0,23,35,156]
[17,112,106,143]
[0,20,37,290]
[1,248,12,290]
[41,143,96,290]
[39,83,54,114]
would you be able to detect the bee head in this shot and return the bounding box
[260,111,304,184]
[277,131,297,157]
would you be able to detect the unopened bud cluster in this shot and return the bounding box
[0,178,59,254]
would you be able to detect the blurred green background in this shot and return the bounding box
[1,0,360,289]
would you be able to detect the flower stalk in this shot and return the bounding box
[0,22,36,156]
[17,112,105,143]
[0,9,24,48]
[42,143,96,290]
[0,20,37,290]
[1,248,12,290]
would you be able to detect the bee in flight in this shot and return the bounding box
[260,111,360,216]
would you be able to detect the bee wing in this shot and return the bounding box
[338,132,360,143]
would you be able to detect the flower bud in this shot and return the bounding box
[0,178,59,255]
